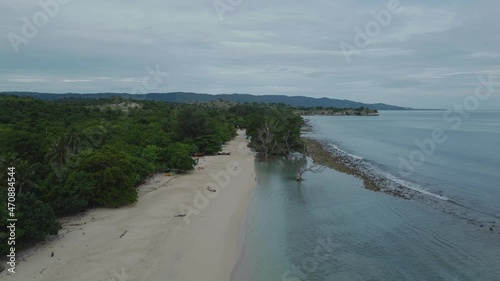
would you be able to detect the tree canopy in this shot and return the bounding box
[0,95,305,254]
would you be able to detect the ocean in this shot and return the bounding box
[231,110,500,281]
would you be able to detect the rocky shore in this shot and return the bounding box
[304,137,500,233]
[305,138,414,200]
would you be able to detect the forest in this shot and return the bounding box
[0,95,303,254]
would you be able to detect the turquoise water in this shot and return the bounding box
[231,111,500,281]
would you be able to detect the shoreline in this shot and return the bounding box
[306,137,421,200]
[2,130,256,281]
[304,134,499,230]
[305,138,381,192]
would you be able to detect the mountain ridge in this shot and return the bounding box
[0,91,412,110]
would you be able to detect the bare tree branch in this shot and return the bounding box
[293,139,325,181]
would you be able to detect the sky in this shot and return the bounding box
[1,0,499,109]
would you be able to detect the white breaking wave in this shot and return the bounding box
[329,144,363,160]
[383,172,449,201]
[326,141,449,201]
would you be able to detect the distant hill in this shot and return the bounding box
[0,92,411,110]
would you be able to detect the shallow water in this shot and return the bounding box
[231,111,500,281]
[305,111,500,222]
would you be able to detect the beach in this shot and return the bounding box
[2,130,256,281]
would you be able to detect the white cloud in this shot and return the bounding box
[0,0,499,109]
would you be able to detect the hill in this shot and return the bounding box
[0,92,410,110]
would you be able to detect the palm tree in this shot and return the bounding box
[15,160,38,195]
[66,127,82,154]
[0,152,19,172]
[0,153,19,187]
[46,136,70,167]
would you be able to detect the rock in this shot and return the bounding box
[51,252,54,257]
[0,265,4,273]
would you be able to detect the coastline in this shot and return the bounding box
[2,130,256,281]
[302,119,380,191]
[305,137,419,200]
[303,124,499,230]
[305,138,380,192]
[302,118,413,199]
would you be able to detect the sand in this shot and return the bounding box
[2,130,256,281]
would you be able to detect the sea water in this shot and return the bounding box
[231,111,500,281]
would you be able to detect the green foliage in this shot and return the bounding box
[0,191,61,254]
[193,135,223,154]
[164,143,197,171]
[16,192,61,241]
[142,145,162,171]
[0,94,302,254]
[237,104,303,158]
[79,146,139,207]
[174,107,214,140]
[48,170,94,215]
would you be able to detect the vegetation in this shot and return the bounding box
[0,91,407,110]
[0,95,241,254]
[230,104,304,159]
[293,106,379,116]
[0,95,332,254]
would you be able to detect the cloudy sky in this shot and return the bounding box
[1,0,499,109]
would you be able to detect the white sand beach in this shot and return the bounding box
[3,130,256,281]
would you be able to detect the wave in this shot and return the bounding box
[329,144,363,160]
[314,138,500,226]
[325,139,449,201]
[381,172,449,201]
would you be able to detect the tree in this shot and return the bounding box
[256,120,278,159]
[79,146,138,207]
[46,170,94,215]
[174,107,213,140]
[46,136,69,167]
[142,145,162,171]
[193,135,223,155]
[66,127,83,154]
[164,143,196,171]
[15,160,38,195]
[285,140,325,181]
[15,192,61,243]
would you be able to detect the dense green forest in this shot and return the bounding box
[0,95,303,254]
